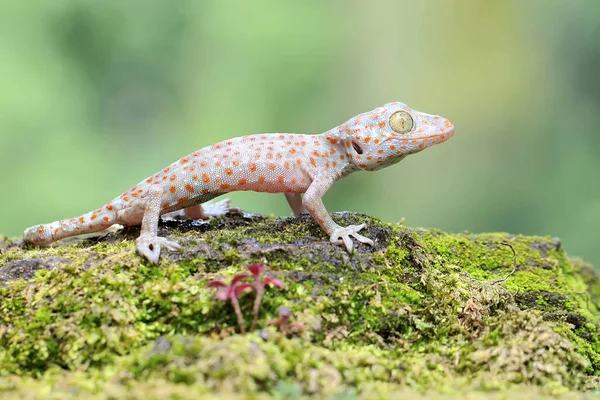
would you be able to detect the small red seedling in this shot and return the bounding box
[207,273,253,334]
[207,263,285,334]
[268,306,303,335]
[246,263,285,331]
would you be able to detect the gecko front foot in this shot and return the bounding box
[136,235,182,264]
[329,224,374,253]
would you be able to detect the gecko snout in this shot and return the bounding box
[430,117,454,145]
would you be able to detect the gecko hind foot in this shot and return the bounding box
[330,224,374,253]
[136,235,182,264]
[199,198,242,218]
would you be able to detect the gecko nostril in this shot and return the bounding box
[148,244,154,251]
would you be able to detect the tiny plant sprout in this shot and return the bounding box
[268,306,303,335]
[207,273,253,334]
[246,263,285,331]
[207,263,286,334]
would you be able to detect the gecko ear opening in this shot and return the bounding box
[351,140,364,155]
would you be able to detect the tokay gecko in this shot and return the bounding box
[24,102,454,263]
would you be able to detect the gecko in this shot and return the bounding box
[24,102,454,264]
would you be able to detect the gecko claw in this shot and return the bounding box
[330,224,374,253]
[136,235,182,264]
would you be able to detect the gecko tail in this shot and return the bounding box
[23,207,116,246]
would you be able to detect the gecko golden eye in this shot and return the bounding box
[389,111,413,134]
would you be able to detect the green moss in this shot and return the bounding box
[0,213,599,398]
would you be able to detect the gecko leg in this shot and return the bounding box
[284,193,307,216]
[136,190,181,264]
[302,176,374,252]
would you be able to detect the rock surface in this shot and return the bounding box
[0,212,599,399]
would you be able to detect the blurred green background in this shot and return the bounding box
[1,1,599,266]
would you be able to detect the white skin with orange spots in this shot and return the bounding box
[24,102,454,264]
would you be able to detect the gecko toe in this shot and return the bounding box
[136,235,181,264]
[330,224,373,253]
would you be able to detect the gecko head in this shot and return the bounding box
[335,102,454,172]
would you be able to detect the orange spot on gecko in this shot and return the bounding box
[91,214,98,220]
[374,138,380,144]
[367,156,373,160]
[163,167,170,173]
[233,159,240,166]
[180,157,189,164]
[377,149,384,154]
[268,163,276,171]
[220,183,230,190]
[390,145,396,150]
[340,155,345,160]
[327,137,338,144]
[162,176,168,181]
[284,161,290,169]
[332,161,337,167]
[202,173,210,183]
[215,161,221,167]
[225,168,233,175]
[364,137,371,143]
[170,174,176,181]
[289,148,297,154]
[310,157,316,167]
[170,186,176,194]
[103,216,109,222]
[359,163,367,168]
[185,184,194,193]
[238,178,247,185]
[78,217,85,223]
[200,160,207,167]
[277,175,284,184]
[291,177,297,184]
[178,197,189,204]
[378,122,386,129]
[146,178,153,183]
[201,189,209,194]
[106,204,113,211]
[249,163,257,172]
[123,196,130,202]
[193,174,198,180]
[258,176,266,184]
[329,147,336,155]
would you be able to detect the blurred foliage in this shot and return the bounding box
[0,0,598,266]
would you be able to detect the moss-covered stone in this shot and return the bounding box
[0,212,599,399]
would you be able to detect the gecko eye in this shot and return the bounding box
[351,140,363,154]
[389,111,414,134]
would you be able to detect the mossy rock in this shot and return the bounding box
[1,212,599,399]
